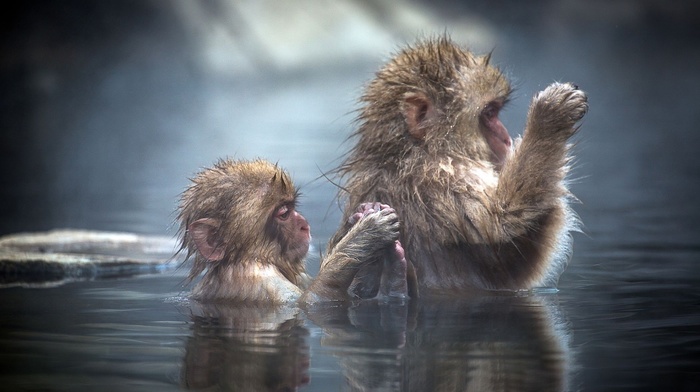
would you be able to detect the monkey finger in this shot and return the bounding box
[348,204,390,225]
[357,202,378,213]
[378,241,409,299]
[393,240,405,260]
[348,212,364,225]
[376,208,399,223]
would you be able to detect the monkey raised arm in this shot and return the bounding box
[460,83,588,288]
[491,83,587,242]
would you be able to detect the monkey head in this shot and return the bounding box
[354,37,513,169]
[178,159,310,282]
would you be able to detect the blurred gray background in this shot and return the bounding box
[2,0,699,259]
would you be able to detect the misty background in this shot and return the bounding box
[1,0,699,270]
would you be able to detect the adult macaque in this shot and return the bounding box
[177,158,408,304]
[329,36,588,294]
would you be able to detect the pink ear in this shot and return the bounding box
[189,218,225,261]
[403,93,434,139]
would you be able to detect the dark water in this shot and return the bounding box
[2,266,697,391]
[2,1,700,391]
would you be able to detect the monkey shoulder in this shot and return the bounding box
[252,264,305,303]
[193,263,303,304]
[427,161,499,207]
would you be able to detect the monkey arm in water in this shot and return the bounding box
[302,203,411,304]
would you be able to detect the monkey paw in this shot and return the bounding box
[348,202,394,225]
[350,202,401,244]
[531,82,588,138]
[378,240,409,300]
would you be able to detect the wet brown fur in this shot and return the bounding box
[178,158,405,304]
[329,36,587,294]
[178,159,309,302]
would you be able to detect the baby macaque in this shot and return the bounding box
[329,36,588,294]
[177,158,407,304]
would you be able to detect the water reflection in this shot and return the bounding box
[183,294,571,391]
[180,303,310,391]
[312,295,569,391]
[403,296,569,392]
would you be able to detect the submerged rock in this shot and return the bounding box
[0,229,182,287]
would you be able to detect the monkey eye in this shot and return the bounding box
[481,103,500,120]
[276,205,292,221]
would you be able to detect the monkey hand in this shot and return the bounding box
[528,82,588,141]
[377,240,410,300]
[312,203,403,302]
[348,202,394,225]
[347,202,401,256]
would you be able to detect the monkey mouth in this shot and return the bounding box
[294,238,311,257]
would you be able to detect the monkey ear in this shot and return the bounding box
[189,218,225,261]
[403,93,435,139]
